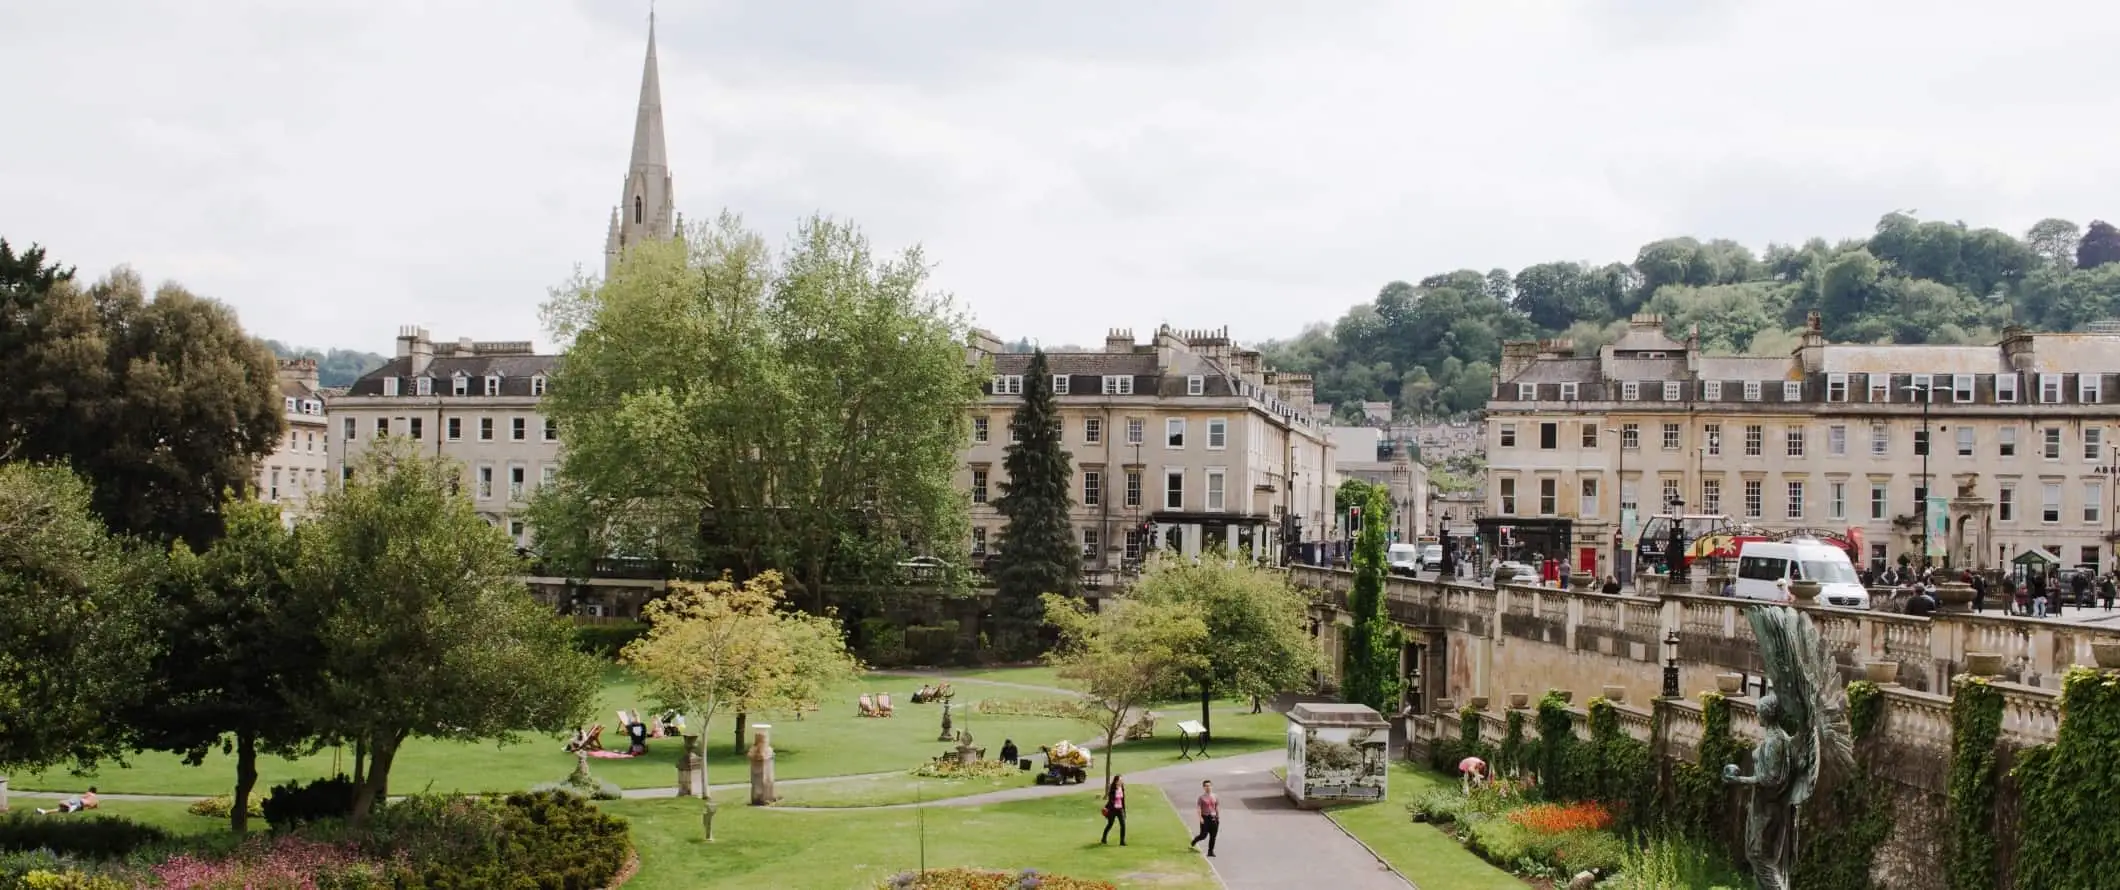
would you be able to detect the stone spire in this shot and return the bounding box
[604,11,677,278]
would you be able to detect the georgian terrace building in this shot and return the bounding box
[257,358,332,528]
[962,326,1338,580]
[332,327,560,546]
[1484,314,2120,578]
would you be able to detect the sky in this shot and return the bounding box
[5,1,2119,356]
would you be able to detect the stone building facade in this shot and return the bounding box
[961,326,1337,579]
[1484,313,2120,576]
[258,358,331,527]
[331,328,560,546]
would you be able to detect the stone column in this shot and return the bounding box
[747,725,777,806]
[676,734,703,798]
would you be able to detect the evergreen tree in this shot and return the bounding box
[1341,484,1402,712]
[991,350,1078,653]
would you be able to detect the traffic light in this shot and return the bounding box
[1348,505,1363,536]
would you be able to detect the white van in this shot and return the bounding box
[1418,544,1444,570]
[1388,543,1421,575]
[1732,539,1870,609]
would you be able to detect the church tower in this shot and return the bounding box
[604,13,678,278]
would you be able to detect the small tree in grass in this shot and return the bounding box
[1042,593,1206,784]
[1128,553,1320,738]
[623,572,861,806]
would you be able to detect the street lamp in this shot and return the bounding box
[1661,630,1681,699]
[1667,496,1688,583]
[1902,384,1934,572]
[1606,427,1626,585]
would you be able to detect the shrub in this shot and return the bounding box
[187,794,266,819]
[150,835,384,890]
[1,851,142,890]
[571,621,648,658]
[911,760,1020,780]
[1604,833,1747,889]
[261,775,357,831]
[10,869,131,890]
[878,868,1116,889]
[969,698,1081,719]
[0,813,169,858]
[384,791,629,890]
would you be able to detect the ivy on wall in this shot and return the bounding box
[1498,708,1531,776]
[1665,691,1753,851]
[1586,698,1657,832]
[1428,705,1493,774]
[1945,676,2003,890]
[1535,692,1595,800]
[2010,667,2120,888]
[1793,680,1891,890]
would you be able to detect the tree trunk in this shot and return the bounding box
[351,734,367,787]
[1200,681,1213,740]
[231,730,259,833]
[351,733,401,825]
[733,712,748,755]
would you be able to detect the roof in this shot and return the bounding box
[1819,345,2006,375]
[278,380,320,400]
[347,354,561,397]
[1695,356,1798,380]
[988,352,1158,376]
[1511,358,1600,383]
[1286,702,1389,728]
[1610,326,1687,353]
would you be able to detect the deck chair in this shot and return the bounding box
[858,693,879,717]
[583,723,606,751]
[936,683,953,700]
[877,693,895,716]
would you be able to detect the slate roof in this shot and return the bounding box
[347,354,560,397]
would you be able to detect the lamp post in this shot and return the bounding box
[1903,383,1933,572]
[1606,427,1626,586]
[1667,496,1689,583]
[1661,630,1681,699]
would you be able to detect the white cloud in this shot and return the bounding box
[3,0,2117,354]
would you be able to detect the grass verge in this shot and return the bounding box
[1325,761,1529,890]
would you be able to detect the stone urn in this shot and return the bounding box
[2092,641,2120,670]
[1569,571,1596,591]
[1435,698,1456,713]
[1507,692,1530,709]
[1468,696,1490,711]
[1964,651,2004,677]
[1548,689,1573,704]
[1863,661,1900,684]
[1715,673,1744,694]
[1600,685,1627,704]
[1789,579,1823,603]
[1933,582,1975,612]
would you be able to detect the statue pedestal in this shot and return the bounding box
[748,725,777,805]
[676,734,703,798]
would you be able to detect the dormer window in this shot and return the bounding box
[531,375,548,397]
[1101,375,1133,395]
[1743,381,1762,401]
[2081,374,2102,404]
[1703,381,1723,401]
[415,376,433,396]
[452,373,469,396]
[1826,374,1848,402]
[1996,374,2018,403]
[1782,381,1801,401]
[1187,375,1205,396]
[1518,383,1536,401]
[484,375,502,397]
[284,397,298,412]
[1559,382,1578,401]
[1621,381,1640,401]
[991,375,1023,395]
[2040,373,2063,404]
[1662,381,1681,401]
[382,377,400,397]
[1051,375,1069,395]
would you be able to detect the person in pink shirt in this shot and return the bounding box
[1100,775,1127,845]
[1189,779,1220,857]
[1460,755,1490,793]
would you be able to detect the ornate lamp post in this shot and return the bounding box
[1605,427,1626,586]
[1903,383,1934,571]
[1662,630,1682,699]
[1667,496,1689,584]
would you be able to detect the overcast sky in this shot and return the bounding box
[5,1,2117,355]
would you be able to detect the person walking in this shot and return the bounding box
[2033,573,2051,619]
[1100,775,1127,845]
[1189,779,1220,857]
[2101,573,2117,611]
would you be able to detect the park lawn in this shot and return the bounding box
[607,786,1218,890]
[6,799,225,837]
[1326,762,1528,890]
[12,671,1084,797]
[931,665,1070,691]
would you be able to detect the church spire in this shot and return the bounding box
[606,9,676,278]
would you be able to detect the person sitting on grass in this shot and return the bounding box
[37,788,98,815]
[912,684,935,703]
[999,739,1019,764]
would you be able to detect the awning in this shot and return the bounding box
[2012,548,2063,566]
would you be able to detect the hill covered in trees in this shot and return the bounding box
[262,340,389,388]
[1261,214,2120,420]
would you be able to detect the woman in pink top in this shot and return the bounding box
[1460,756,1489,793]
[1100,775,1127,845]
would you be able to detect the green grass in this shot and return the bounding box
[931,665,1069,690]
[9,799,227,837]
[606,787,1218,890]
[769,770,1039,808]
[14,669,1087,797]
[1326,762,1528,890]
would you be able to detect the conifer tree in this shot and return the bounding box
[991,350,1079,653]
[1341,483,1402,712]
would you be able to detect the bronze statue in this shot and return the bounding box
[1721,606,1853,890]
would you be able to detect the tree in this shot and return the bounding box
[2025,218,2082,270]
[0,463,159,775]
[1340,485,1401,713]
[530,214,979,611]
[622,572,859,802]
[1127,555,1319,737]
[131,496,323,832]
[989,350,1078,651]
[0,262,282,550]
[292,439,599,821]
[2077,220,2120,270]
[1043,593,1206,783]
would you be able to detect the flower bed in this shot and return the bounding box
[911,759,1021,780]
[1409,785,1624,882]
[969,698,1082,720]
[878,868,1116,889]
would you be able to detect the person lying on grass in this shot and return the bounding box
[36,788,98,815]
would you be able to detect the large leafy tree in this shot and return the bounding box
[0,463,159,775]
[132,496,324,832]
[530,213,980,611]
[0,252,282,549]
[1043,593,1206,783]
[292,439,599,821]
[2078,220,2120,270]
[622,572,860,803]
[1128,556,1319,737]
[989,349,1078,652]
[1340,485,1401,713]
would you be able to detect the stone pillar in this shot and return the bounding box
[748,725,777,806]
[676,734,703,798]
